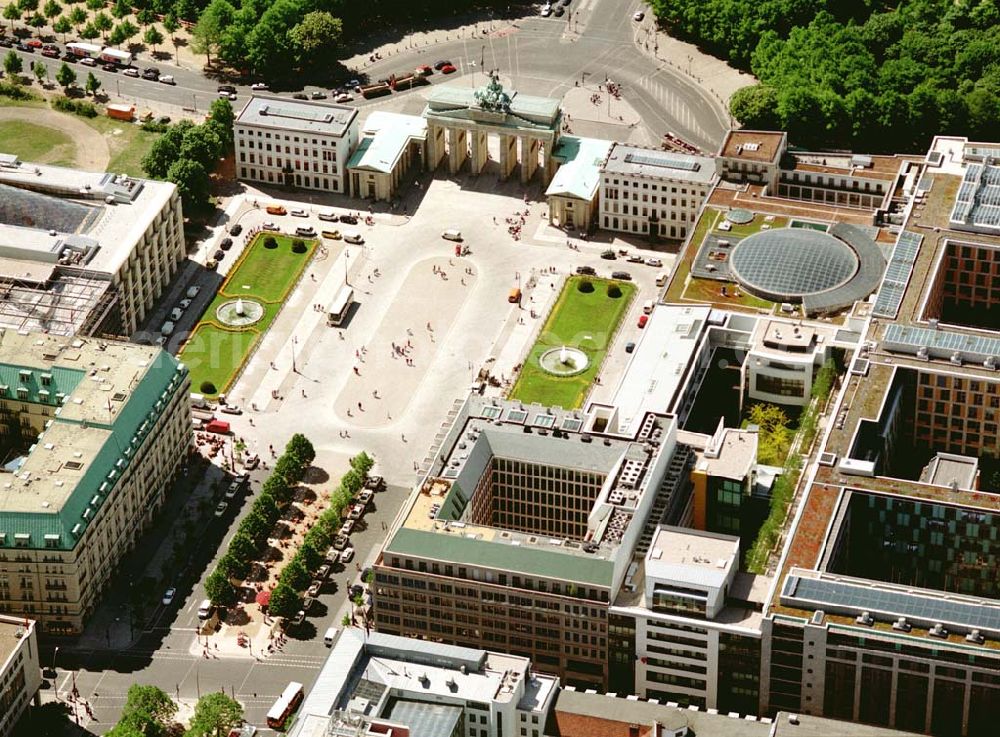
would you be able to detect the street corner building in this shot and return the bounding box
[0,616,40,737]
[0,154,185,337]
[0,331,191,634]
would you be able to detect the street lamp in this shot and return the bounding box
[291,336,298,374]
[344,247,350,287]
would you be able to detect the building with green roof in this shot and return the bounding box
[0,330,190,634]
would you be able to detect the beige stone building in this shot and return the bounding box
[0,616,40,737]
[347,112,427,202]
[0,332,191,634]
[0,155,185,337]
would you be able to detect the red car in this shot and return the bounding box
[637,314,648,329]
[41,46,59,58]
[416,64,432,75]
[441,64,457,74]
[25,38,43,48]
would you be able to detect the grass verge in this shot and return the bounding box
[0,119,76,166]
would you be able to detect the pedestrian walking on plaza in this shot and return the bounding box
[358,402,364,411]
[401,433,406,442]
[373,389,379,399]
[353,366,360,375]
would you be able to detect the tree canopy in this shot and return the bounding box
[651,0,1000,150]
[188,693,244,737]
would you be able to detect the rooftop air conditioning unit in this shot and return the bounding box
[855,611,874,626]
[929,623,948,639]
[892,617,911,633]
[966,629,985,645]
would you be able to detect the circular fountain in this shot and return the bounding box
[216,297,265,328]
[539,345,590,377]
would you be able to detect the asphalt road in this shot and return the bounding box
[3,0,729,151]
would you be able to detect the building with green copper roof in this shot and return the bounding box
[0,330,190,634]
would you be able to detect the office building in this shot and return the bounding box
[0,155,185,336]
[289,629,557,737]
[346,111,427,202]
[0,332,190,633]
[715,131,786,188]
[598,144,717,240]
[235,95,359,194]
[545,136,614,232]
[0,616,40,737]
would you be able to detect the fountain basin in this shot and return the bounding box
[216,298,265,328]
[538,346,590,376]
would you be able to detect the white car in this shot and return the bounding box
[251,82,268,90]
[186,286,200,299]
[123,67,139,77]
[158,75,176,85]
[170,307,183,321]
[228,93,237,100]
[290,208,308,218]
[541,4,552,15]
[214,502,228,518]
[180,298,192,309]
[633,10,644,21]
[339,547,355,563]
[333,93,353,103]
[262,221,279,231]
[162,588,176,605]
[645,257,663,267]
[81,57,97,66]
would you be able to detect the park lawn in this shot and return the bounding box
[509,276,635,409]
[179,235,317,396]
[221,235,317,302]
[82,115,162,178]
[0,120,77,166]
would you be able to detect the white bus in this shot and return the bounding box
[327,285,354,326]
[266,681,303,729]
[66,42,102,58]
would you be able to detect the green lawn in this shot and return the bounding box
[509,276,635,409]
[82,115,161,178]
[0,120,77,166]
[179,234,316,396]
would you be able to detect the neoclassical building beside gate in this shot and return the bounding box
[423,73,563,184]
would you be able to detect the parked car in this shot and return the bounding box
[416,65,432,75]
[625,341,636,353]
[24,38,42,47]
[214,249,225,261]
[262,222,279,231]
[179,298,192,309]
[317,564,331,580]
[638,314,649,328]
[633,10,644,20]
[217,84,236,94]
[575,265,597,275]
[266,204,287,215]
[292,92,308,99]
[141,67,159,79]
[187,286,201,299]
[601,249,617,260]
[229,223,243,236]
[206,259,218,270]
[41,47,59,58]
[340,547,355,563]
[220,404,242,415]
[170,307,183,321]
[214,502,228,517]
[627,253,644,263]
[310,90,327,99]
[339,520,354,536]
[162,588,176,605]
[611,270,633,281]
[333,93,353,103]
[0,38,14,48]
[81,56,98,66]
[123,67,139,77]
[290,208,307,217]
[250,82,269,90]
[358,489,374,506]
[60,52,77,61]
[441,64,457,74]
[646,257,663,267]
[348,504,363,520]
[306,581,322,598]
[339,213,358,224]
[158,75,176,85]
[291,609,306,625]
[433,59,452,70]
[244,454,260,470]
[541,4,552,16]
[224,481,241,499]
[364,475,386,491]
[554,5,564,16]
[318,211,338,222]
[220,237,233,250]
[333,534,349,551]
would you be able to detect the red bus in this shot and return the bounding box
[266,682,303,729]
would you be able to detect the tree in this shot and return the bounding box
[341,468,363,495]
[166,157,210,212]
[122,684,177,727]
[4,50,23,79]
[84,0,102,8]
[84,70,101,95]
[55,60,76,88]
[288,10,341,68]
[68,5,86,27]
[262,474,292,505]
[228,530,258,563]
[268,581,300,618]
[162,11,179,57]
[287,433,315,465]
[27,11,46,28]
[32,59,47,84]
[3,4,21,33]
[188,693,244,737]
[299,536,322,571]
[274,453,304,485]
[136,6,154,26]
[204,567,237,606]
[18,0,38,14]
[79,20,99,39]
[43,0,61,20]
[252,490,280,522]
[748,402,791,466]
[207,97,234,147]
[218,551,249,581]
[144,24,162,51]
[190,0,235,65]
[93,10,112,38]
[53,14,71,39]
[237,509,270,547]
[729,84,780,129]
[279,555,310,591]
[141,123,187,178]
[350,451,373,476]
[112,0,129,18]
[111,18,138,45]
[179,123,222,169]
